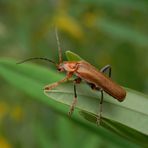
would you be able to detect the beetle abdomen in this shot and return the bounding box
[75,61,126,101]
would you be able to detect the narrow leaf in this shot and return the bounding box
[0,57,147,147]
[0,58,136,147]
[66,51,83,61]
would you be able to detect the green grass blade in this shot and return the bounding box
[79,0,148,13]
[96,18,148,47]
[66,50,83,61]
[0,57,147,147]
[45,82,148,147]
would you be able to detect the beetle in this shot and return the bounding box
[18,28,126,124]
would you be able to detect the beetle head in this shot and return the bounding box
[57,63,65,72]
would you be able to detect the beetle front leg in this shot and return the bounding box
[68,78,81,116]
[44,72,73,91]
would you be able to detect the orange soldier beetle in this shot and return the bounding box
[18,29,126,124]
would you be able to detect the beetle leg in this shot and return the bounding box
[44,72,73,91]
[87,82,101,91]
[95,65,111,124]
[100,65,111,78]
[74,77,81,84]
[96,89,104,125]
[68,77,81,116]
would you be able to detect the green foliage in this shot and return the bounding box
[66,51,83,61]
[0,52,148,147]
[0,58,135,148]
[0,0,148,147]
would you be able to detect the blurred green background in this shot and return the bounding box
[0,0,148,148]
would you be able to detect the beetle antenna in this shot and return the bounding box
[55,27,62,64]
[17,57,57,65]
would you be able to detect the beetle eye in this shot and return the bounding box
[58,68,61,71]
[57,67,64,72]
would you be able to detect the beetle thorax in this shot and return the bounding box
[61,61,78,72]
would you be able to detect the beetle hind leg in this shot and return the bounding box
[100,65,111,78]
